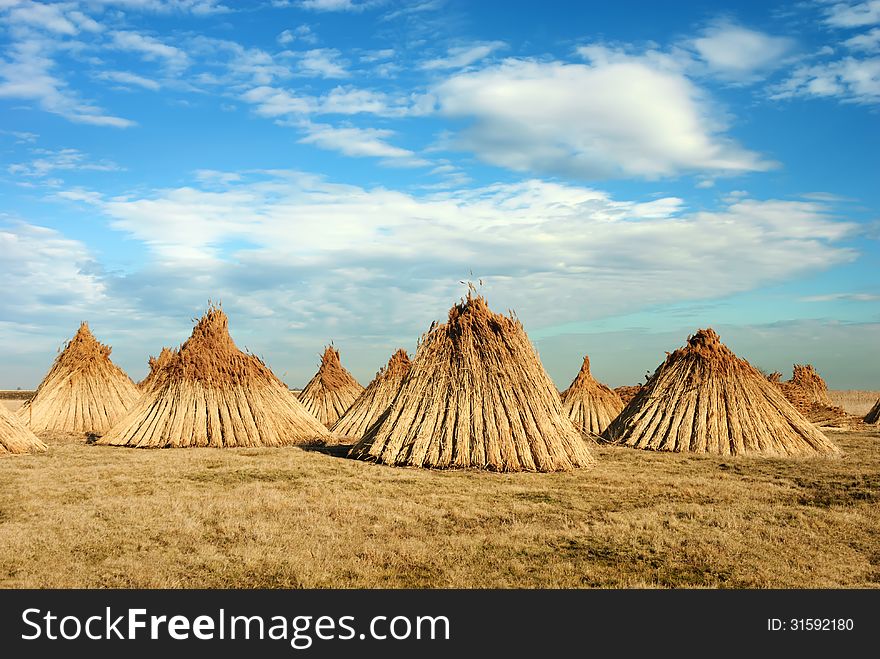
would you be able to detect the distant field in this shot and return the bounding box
[830,390,880,417]
[0,391,34,401]
[0,428,877,588]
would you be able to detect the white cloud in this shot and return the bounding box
[800,292,880,301]
[770,56,880,103]
[88,0,231,14]
[295,48,349,78]
[0,129,39,142]
[433,53,773,180]
[360,48,394,62]
[240,85,315,116]
[8,148,122,178]
[297,122,428,166]
[278,25,317,45]
[296,0,379,11]
[67,10,103,32]
[381,0,443,22]
[6,1,78,34]
[844,27,880,50]
[421,41,506,70]
[0,222,108,317]
[691,22,796,81]
[96,70,161,90]
[54,174,857,346]
[0,39,134,127]
[822,1,880,28]
[240,83,428,119]
[109,30,189,70]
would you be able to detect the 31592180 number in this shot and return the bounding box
[789,619,854,631]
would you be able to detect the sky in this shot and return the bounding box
[0,0,878,390]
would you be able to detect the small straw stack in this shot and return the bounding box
[298,346,363,427]
[98,305,329,448]
[19,322,139,436]
[865,398,880,425]
[331,349,411,440]
[1,405,47,455]
[561,355,624,436]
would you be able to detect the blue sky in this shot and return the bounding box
[0,0,878,390]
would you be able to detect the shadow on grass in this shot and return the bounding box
[298,443,356,459]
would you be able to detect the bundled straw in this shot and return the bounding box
[19,323,139,435]
[602,328,840,457]
[1,404,47,455]
[561,355,624,436]
[865,399,880,425]
[350,293,595,471]
[788,364,832,405]
[138,347,177,393]
[770,365,848,427]
[331,349,411,440]
[614,385,643,406]
[298,346,363,427]
[98,305,329,448]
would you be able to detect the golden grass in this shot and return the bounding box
[0,427,877,588]
[830,390,880,417]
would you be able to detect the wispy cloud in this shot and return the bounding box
[800,292,880,302]
[8,148,122,178]
[277,25,318,46]
[0,39,134,127]
[381,0,443,22]
[360,48,395,63]
[293,0,384,12]
[55,174,857,350]
[821,1,880,28]
[843,27,880,50]
[297,121,429,166]
[691,21,796,82]
[109,30,189,71]
[0,221,108,318]
[88,0,232,15]
[6,1,81,35]
[240,85,316,116]
[421,41,506,70]
[96,70,161,90]
[239,83,429,119]
[769,56,880,104]
[294,48,349,78]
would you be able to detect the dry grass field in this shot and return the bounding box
[830,390,880,417]
[0,418,877,588]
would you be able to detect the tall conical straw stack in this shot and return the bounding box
[602,328,840,457]
[866,399,880,425]
[137,347,176,393]
[19,323,139,436]
[98,305,329,448]
[561,355,624,436]
[298,346,363,427]
[1,405,47,455]
[331,349,411,440]
[350,293,595,472]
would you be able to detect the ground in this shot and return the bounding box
[1,394,877,588]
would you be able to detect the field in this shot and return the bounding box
[1,393,878,589]
[830,390,880,417]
